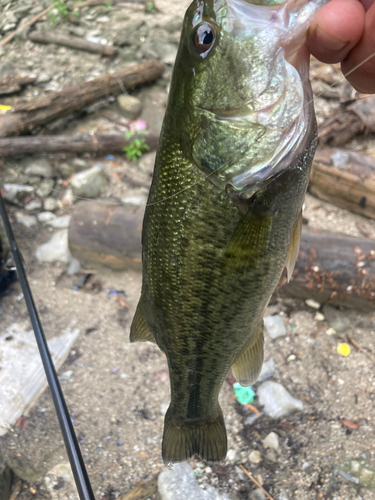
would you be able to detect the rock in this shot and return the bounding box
[23,158,53,178]
[264,316,287,340]
[44,462,79,500]
[158,462,230,500]
[305,298,320,309]
[35,230,71,264]
[314,312,325,321]
[0,456,12,500]
[257,358,275,382]
[262,432,280,451]
[322,305,351,332]
[15,214,38,228]
[250,489,266,500]
[69,26,85,37]
[257,381,303,419]
[13,4,33,20]
[0,324,80,480]
[37,211,56,222]
[66,258,81,276]
[57,162,75,180]
[71,166,108,199]
[117,94,143,120]
[0,61,16,79]
[61,188,74,206]
[235,466,246,481]
[249,450,262,464]
[3,187,23,207]
[37,71,51,84]
[277,493,289,500]
[46,215,71,229]
[43,197,61,212]
[36,179,54,198]
[226,449,241,464]
[265,449,278,463]
[24,198,43,211]
[71,158,90,172]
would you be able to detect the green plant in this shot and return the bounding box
[123,131,150,161]
[100,2,113,10]
[48,0,69,25]
[145,1,155,13]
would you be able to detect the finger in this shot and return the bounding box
[306,0,365,64]
[341,2,375,93]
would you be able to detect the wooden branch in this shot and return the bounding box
[28,31,117,57]
[0,4,56,47]
[277,229,375,310]
[68,201,144,270]
[0,60,164,138]
[318,96,375,147]
[0,76,36,96]
[0,132,159,156]
[69,203,375,309]
[309,148,375,219]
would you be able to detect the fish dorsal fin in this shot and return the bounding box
[285,210,302,282]
[231,322,264,386]
[130,301,155,344]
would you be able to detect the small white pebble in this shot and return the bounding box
[315,312,325,321]
[305,299,321,309]
[326,328,336,336]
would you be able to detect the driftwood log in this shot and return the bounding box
[28,31,118,57]
[309,148,375,219]
[278,230,375,310]
[68,201,375,309]
[0,132,159,156]
[0,60,164,138]
[318,96,375,147]
[68,201,144,269]
[0,76,36,96]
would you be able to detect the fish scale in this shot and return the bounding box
[131,0,325,464]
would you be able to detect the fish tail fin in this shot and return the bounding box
[162,406,227,464]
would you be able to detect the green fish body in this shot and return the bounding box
[131,0,327,464]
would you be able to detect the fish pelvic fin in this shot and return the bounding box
[129,300,155,344]
[231,322,264,386]
[162,407,227,464]
[285,210,302,282]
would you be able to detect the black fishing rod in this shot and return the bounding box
[0,192,95,500]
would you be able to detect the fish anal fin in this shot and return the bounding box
[231,323,264,386]
[162,406,227,464]
[285,210,302,282]
[130,301,155,344]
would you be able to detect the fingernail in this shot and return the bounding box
[316,26,348,52]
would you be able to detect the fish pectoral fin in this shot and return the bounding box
[285,210,302,282]
[130,301,155,344]
[231,323,264,386]
[162,406,227,464]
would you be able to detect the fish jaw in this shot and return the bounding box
[170,0,327,192]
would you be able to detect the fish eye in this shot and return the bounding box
[193,23,216,57]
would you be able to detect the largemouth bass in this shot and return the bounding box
[131,0,327,464]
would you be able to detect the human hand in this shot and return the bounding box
[307,0,375,93]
